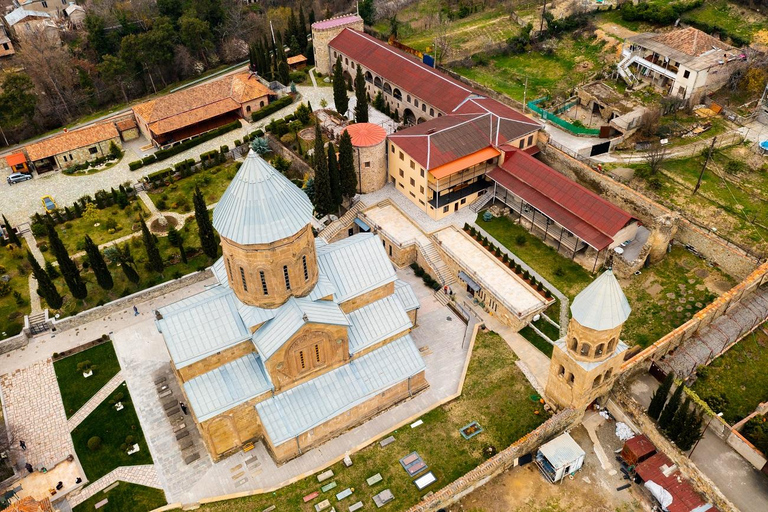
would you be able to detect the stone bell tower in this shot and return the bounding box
[212,149,318,309]
[545,270,631,410]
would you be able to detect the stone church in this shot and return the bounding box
[155,149,426,463]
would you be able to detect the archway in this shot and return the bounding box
[365,71,373,83]
[403,108,416,125]
[393,88,402,100]
[417,117,426,124]
[373,76,382,89]
[383,83,392,95]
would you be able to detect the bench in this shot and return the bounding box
[303,491,319,503]
[336,488,353,501]
[103,482,120,493]
[379,436,395,448]
[166,407,181,417]
[175,430,189,441]
[158,389,172,398]
[366,473,382,486]
[163,400,178,411]
[153,376,167,385]
[349,502,363,512]
[317,469,334,483]
[179,439,194,451]
[315,499,331,511]
[321,481,337,493]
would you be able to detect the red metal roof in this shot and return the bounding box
[621,435,657,463]
[344,123,387,147]
[636,452,714,512]
[487,150,635,250]
[5,152,26,166]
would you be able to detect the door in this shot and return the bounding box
[454,202,459,211]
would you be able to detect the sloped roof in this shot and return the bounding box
[5,7,50,27]
[5,497,53,512]
[393,279,419,312]
[344,123,387,147]
[347,294,412,354]
[636,452,714,512]
[255,334,424,445]
[25,123,119,161]
[487,149,635,250]
[651,27,732,57]
[538,432,585,470]
[287,55,308,65]
[5,153,26,166]
[213,150,314,245]
[570,270,631,331]
[148,98,240,136]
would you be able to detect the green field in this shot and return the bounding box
[73,481,166,512]
[147,162,239,214]
[54,341,122,418]
[0,241,31,337]
[683,1,767,44]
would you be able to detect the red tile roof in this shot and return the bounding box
[25,123,119,161]
[344,123,387,146]
[636,452,717,512]
[487,149,635,250]
[5,152,26,166]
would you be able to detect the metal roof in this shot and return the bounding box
[316,233,397,303]
[308,271,337,301]
[570,270,631,331]
[347,295,412,354]
[393,280,419,312]
[255,334,425,445]
[183,353,273,422]
[211,257,228,285]
[537,433,585,470]
[212,150,314,245]
[5,7,50,26]
[251,297,349,360]
[636,452,714,512]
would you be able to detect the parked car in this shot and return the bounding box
[41,195,56,212]
[6,172,32,185]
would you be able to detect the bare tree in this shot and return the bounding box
[644,143,668,175]
[638,106,661,138]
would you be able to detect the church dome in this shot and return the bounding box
[570,270,631,331]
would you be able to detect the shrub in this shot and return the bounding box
[0,281,10,297]
[141,154,157,165]
[152,122,240,162]
[105,218,117,231]
[38,243,49,252]
[725,160,748,175]
[515,235,527,246]
[87,436,102,451]
[251,96,294,122]
[128,160,143,171]
[554,267,565,277]
[254,129,265,138]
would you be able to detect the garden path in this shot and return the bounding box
[67,464,162,507]
[67,372,125,431]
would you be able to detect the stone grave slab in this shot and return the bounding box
[349,502,364,512]
[262,507,276,512]
[379,436,395,448]
[184,452,200,464]
[414,472,436,490]
[315,499,331,511]
[321,481,337,493]
[336,488,353,501]
[410,419,423,428]
[303,491,319,502]
[103,482,120,493]
[175,430,189,440]
[94,499,108,509]
[366,473,382,486]
[317,469,334,482]
[372,489,394,508]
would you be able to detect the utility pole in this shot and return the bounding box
[270,20,276,45]
[693,136,716,195]
[523,76,529,113]
[539,0,547,35]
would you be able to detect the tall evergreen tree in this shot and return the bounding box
[45,261,59,280]
[167,226,187,264]
[115,243,140,284]
[354,66,368,122]
[338,130,358,200]
[312,123,333,215]
[83,235,113,290]
[26,251,62,309]
[332,56,348,116]
[298,4,308,43]
[669,397,691,441]
[46,221,87,300]
[140,217,164,273]
[658,384,684,431]
[3,215,20,247]
[194,186,219,259]
[678,410,704,451]
[358,0,375,25]
[309,8,315,26]
[327,142,342,209]
[648,372,674,420]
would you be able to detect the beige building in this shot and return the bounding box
[311,14,364,76]
[4,7,58,43]
[0,28,14,58]
[24,123,121,173]
[343,122,387,194]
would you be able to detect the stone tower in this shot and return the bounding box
[311,14,364,75]
[343,123,388,194]
[545,270,631,409]
[212,150,318,308]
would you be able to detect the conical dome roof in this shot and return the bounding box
[570,270,631,331]
[213,150,314,245]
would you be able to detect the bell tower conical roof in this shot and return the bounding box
[570,270,631,331]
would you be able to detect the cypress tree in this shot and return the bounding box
[338,130,357,199]
[312,123,333,215]
[658,384,684,431]
[669,397,691,441]
[298,4,308,43]
[354,66,369,122]
[309,8,315,26]
[3,215,21,248]
[194,187,219,259]
[46,221,87,300]
[327,142,342,209]
[167,226,187,264]
[332,56,349,116]
[115,243,140,284]
[27,251,62,309]
[45,261,60,280]
[678,410,705,451]
[648,372,674,420]
[140,218,164,273]
[83,235,113,290]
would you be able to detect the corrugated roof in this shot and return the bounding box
[393,280,419,312]
[636,452,711,512]
[538,432,585,469]
[184,353,273,422]
[5,7,49,26]
[309,271,337,301]
[488,150,635,250]
[344,123,387,147]
[347,295,412,354]
[571,270,631,331]
[316,233,397,303]
[256,334,425,445]
[213,150,314,245]
[25,123,119,162]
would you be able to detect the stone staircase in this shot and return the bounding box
[317,201,367,242]
[433,289,450,307]
[418,241,455,286]
[469,188,494,212]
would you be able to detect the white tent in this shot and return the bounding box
[645,480,673,511]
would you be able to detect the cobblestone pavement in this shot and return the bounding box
[66,372,125,431]
[68,464,162,507]
[0,359,75,470]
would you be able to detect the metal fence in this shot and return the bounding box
[527,98,601,136]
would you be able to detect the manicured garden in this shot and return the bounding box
[0,240,31,337]
[147,161,240,214]
[71,384,152,482]
[196,330,548,511]
[73,481,166,512]
[54,340,121,418]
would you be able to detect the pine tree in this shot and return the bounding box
[3,215,21,247]
[115,243,140,284]
[167,226,187,264]
[327,142,342,210]
[648,372,674,420]
[332,56,349,116]
[194,187,219,259]
[140,218,163,273]
[658,384,684,431]
[669,397,691,442]
[312,123,333,215]
[27,251,63,309]
[338,130,358,199]
[678,411,704,451]
[46,221,87,300]
[354,66,369,122]
[83,235,113,290]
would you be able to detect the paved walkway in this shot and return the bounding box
[68,464,162,507]
[67,372,125,430]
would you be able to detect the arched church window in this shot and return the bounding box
[283,265,291,290]
[595,343,605,357]
[580,343,591,357]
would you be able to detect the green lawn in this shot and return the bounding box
[195,331,548,511]
[691,327,768,424]
[0,241,32,337]
[54,341,121,418]
[683,1,767,44]
[519,325,554,358]
[73,481,166,512]
[71,384,153,482]
[147,162,240,214]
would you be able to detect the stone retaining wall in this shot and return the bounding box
[266,134,314,178]
[0,331,28,356]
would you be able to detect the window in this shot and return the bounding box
[429,108,434,116]
[399,169,404,177]
[527,135,534,146]
[410,160,415,170]
[299,350,306,369]
[420,185,424,194]
[226,259,233,282]
[409,178,415,186]
[62,155,67,162]
[605,368,613,380]
[364,161,371,168]
[399,182,404,189]
[69,154,73,160]
[302,255,309,281]
[283,265,291,290]
[567,373,575,385]
[246,105,251,112]
[407,95,411,103]
[314,344,321,363]
[2,43,7,51]
[419,199,425,205]
[580,343,590,357]
[683,70,690,79]
[460,198,466,205]
[348,228,354,236]
[443,206,449,213]
[399,151,404,160]
[569,337,577,351]
[345,58,349,65]
[260,100,265,107]
[421,104,426,112]
[391,145,395,154]
[608,337,617,352]
[558,365,565,377]
[389,245,392,256]
[42,0,48,7]
[518,139,525,149]
[414,99,419,107]
[420,169,424,178]
[410,192,415,198]
[240,267,248,291]
[260,270,268,295]
[592,375,603,388]
[334,51,338,58]
[595,343,605,357]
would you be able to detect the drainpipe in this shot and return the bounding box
[295,436,302,455]
[408,375,412,397]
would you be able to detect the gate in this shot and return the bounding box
[590,140,611,157]
[27,312,50,335]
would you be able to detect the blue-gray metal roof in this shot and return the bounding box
[347,295,412,354]
[5,7,50,26]
[157,286,250,368]
[309,271,337,301]
[156,284,228,316]
[251,297,350,360]
[570,270,631,331]
[184,353,273,422]
[255,334,425,445]
[212,257,228,285]
[538,432,585,470]
[212,150,314,245]
[316,233,397,303]
[394,280,420,312]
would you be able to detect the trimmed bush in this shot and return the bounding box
[251,95,294,122]
[128,161,143,171]
[87,436,102,451]
[141,154,157,166]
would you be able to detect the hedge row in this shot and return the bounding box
[251,95,294,122]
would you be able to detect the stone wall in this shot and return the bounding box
[726,429,767,471]
[53,137,122,170]
[675,219,759,280]
[265,134,314,178]
[405,407,584,512]
[312,16,365,75]
[0,331,29,356]
[353,142,388,194]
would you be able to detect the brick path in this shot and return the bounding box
[67,372,125,431]
[0,360,74,469]
[68,464,162,507]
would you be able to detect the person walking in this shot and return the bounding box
[133,305,139,316]
[25,463,33,473]
[179,402,188,415]
[19,440,26,451]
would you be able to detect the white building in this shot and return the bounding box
[535,432,586,483]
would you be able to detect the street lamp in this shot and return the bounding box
[689,412,723,458]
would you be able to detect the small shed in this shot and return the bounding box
[5,152,29,173]
[535,432,585,483]
[287,55,308,70]
[620,435,657,467]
